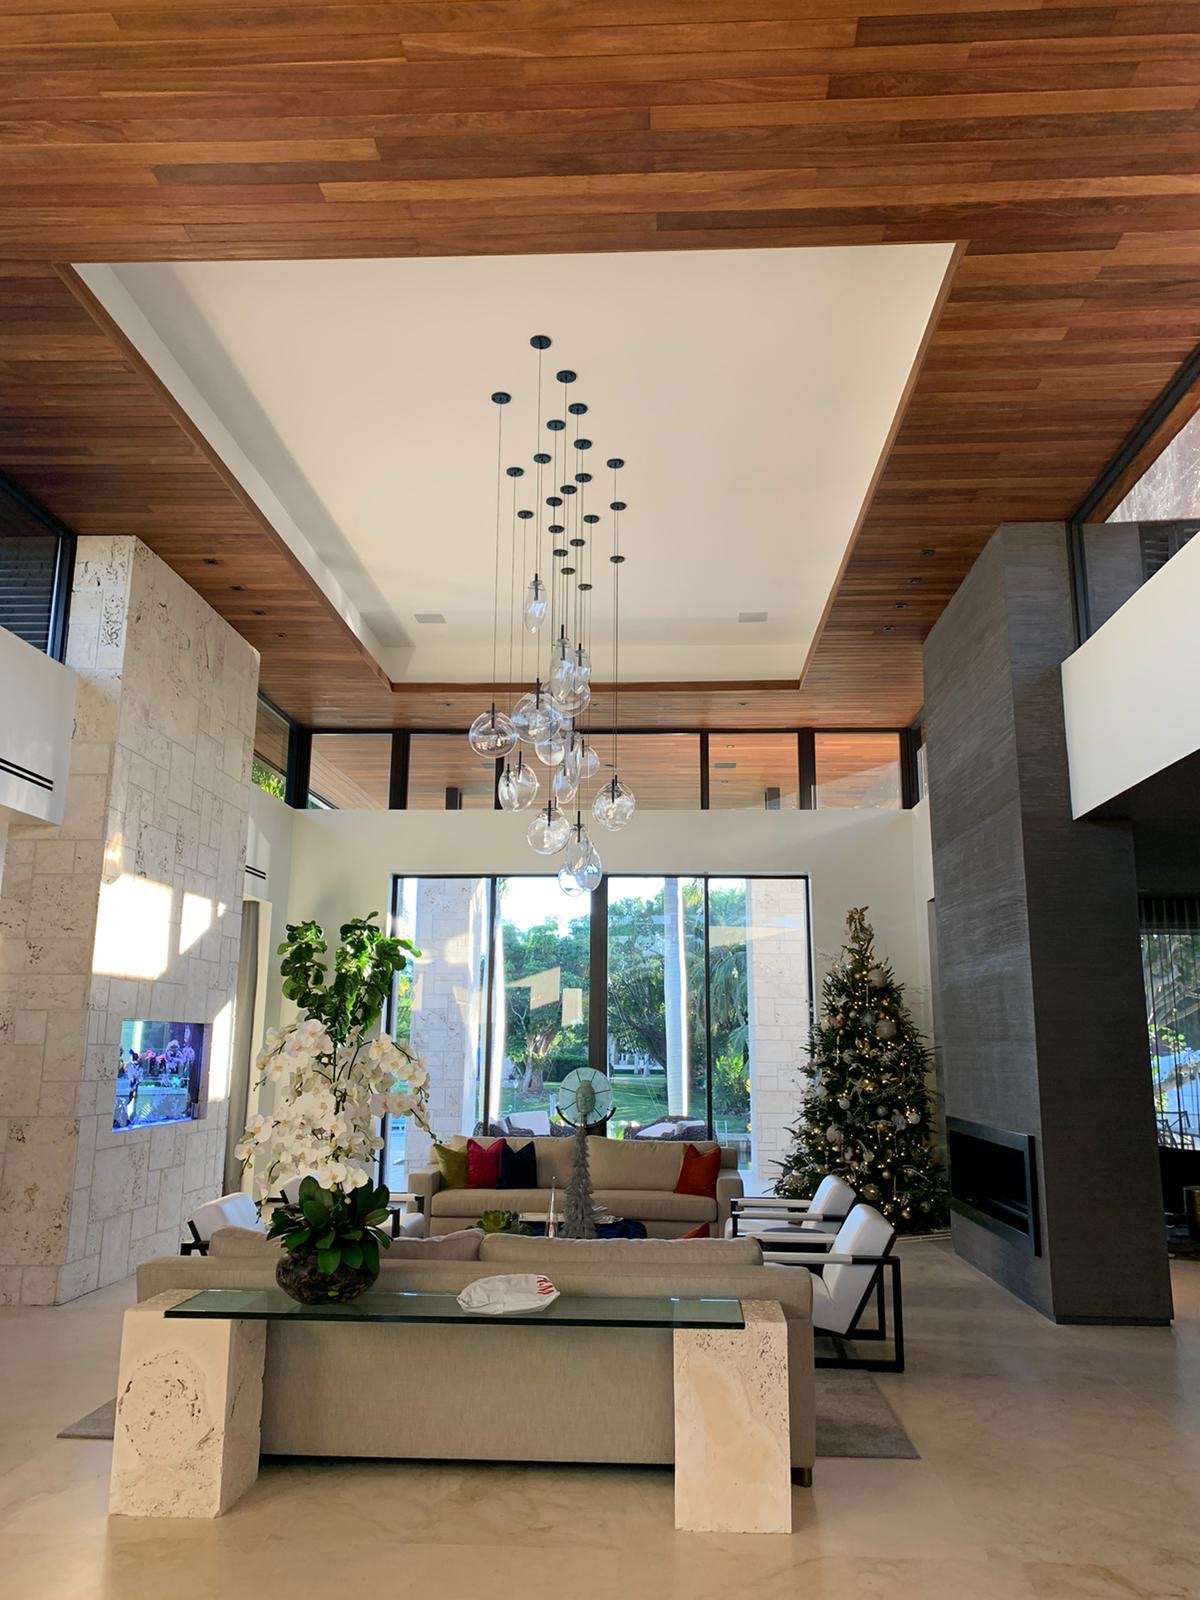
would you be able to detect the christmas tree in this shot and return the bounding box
[775,907,947,1232]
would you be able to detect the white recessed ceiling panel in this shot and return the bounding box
[85,246,953,683]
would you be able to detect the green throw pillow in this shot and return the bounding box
[433,1143,467,1189]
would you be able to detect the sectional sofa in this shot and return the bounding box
[408,1134,744,1237]
[136,1227,815,1476]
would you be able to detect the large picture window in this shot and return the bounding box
[383,873,810,1183]
[1141,896,1200,1150]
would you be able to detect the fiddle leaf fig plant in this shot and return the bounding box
[237,912,429,1202]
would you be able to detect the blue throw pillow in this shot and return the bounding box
[497,1139,537,1190]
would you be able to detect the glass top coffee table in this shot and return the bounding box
[164,1287,742,1329]
[114,1286,790,1534]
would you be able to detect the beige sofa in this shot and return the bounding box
[409,1134,743,1238]
[137,1227,815,1476]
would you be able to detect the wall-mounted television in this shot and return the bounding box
[111,1019,205,1132]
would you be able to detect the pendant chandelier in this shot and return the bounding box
[468,334,635,893]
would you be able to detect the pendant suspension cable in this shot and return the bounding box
[488,392,509,704]
[507,465,524,696]
[608,457,626,784]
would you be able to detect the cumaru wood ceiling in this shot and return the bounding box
[2,1,1200,731]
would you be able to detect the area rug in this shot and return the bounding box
[60,1376,917,1459]
[814,1369,919,1458]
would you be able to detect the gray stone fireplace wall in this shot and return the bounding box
[923,522,1171,1323]
[0,537,258,1304]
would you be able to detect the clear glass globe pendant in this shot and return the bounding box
[566,737,600,784]
[558,819,602,895]
[498,756,539,811]
[468,703,517,761]
[593,775,636,832]
[551,763,578,806]
[512,682,559,744]
[527,803,570,856]
[523,574,548,632]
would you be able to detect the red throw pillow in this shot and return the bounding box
[466,1137,504,1188]
[674,1143,721,1200]
[678,1222,711,1239]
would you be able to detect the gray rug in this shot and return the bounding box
[60,1375,917,1459]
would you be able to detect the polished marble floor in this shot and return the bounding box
[1,1240,1197,1600]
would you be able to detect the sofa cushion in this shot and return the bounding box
[385,1228,483,1262]
[467,1137,504,1188]
[429,1185,716,1225]
[594,1189,717,1223]
[478,1233,762,1267]
[433,1143,467,1188]
[431,1187,545,1218]
[210,1226,279,1258]
[533,1135,583,1190]
[675,1143,721,1200]
[589,1138,707,1192]
[498,1139,537,1190]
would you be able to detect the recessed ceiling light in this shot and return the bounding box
[738,611,768,623]
[415,612,446,625]
[921,547,936,558]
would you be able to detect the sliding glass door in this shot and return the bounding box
[494,877,590,1136]
[386,873,810,1179]
[606,877,705,1140]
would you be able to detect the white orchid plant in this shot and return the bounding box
[237,915,429,1210]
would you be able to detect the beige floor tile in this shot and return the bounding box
[0,1245,1197,1600]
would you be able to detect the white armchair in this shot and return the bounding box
[727,1173,857,1247]
[797,1204,904,1372]
[182,1192,263,1255]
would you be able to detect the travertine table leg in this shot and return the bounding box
[109,1290,266,1518]
[673,1299,792,1534]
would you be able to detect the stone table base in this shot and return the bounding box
[673,1298,792,1534]
[109,1290,266,1518]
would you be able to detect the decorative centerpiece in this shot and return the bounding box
[554,1066,614,1239]
[236,914,431,1303]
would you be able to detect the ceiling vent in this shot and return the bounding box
[414,612,446,624]
[738,611,767,623]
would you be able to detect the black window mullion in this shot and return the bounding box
[388,730,410,809]
[590,875,609,1075]
[699,732,710,809]
[798,729,815,809]
[284,725,312,809]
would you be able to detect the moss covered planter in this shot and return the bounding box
[276,1248,379,1305]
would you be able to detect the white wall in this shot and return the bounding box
[0,624,76,827]
[1062,530,1200,817]
[286,806,927,1017]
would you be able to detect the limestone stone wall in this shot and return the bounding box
[0,537,258,1304]
[403,877,489,1173]
[746,878,813,1181]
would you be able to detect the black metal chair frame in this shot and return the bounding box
[799,1243,904,1374]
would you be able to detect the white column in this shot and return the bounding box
[672,1299,792,1534]
[109,1290,265,1518]
[663,875,689,1116]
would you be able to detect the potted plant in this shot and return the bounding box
[236,913,431,1304]
[266,1174,396,1303]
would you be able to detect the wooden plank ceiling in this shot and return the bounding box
[2,0,1200,731]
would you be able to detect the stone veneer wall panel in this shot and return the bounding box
[923,522,1171,1323]
[745,877,813,1180]
[0,537,258,1304]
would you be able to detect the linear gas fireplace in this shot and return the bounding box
[946,1117,1040,1255]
